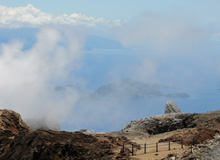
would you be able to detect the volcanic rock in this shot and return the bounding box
[165,100,181,114]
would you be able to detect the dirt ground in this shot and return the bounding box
[121,130,188,160]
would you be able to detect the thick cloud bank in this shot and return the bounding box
[0,27,85,124]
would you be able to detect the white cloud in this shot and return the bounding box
[0,26,85,122]
[0,4,122,28]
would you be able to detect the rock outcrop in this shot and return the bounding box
[0,109,133,160]
[121,113,191,135]
[0,109,31,157]
[121,110,220,135]
[0,109,31,134]
[165,100,182,114]
[0,130,131,160]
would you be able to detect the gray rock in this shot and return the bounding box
[121,113,192,135]
[121,109,220,137]
[182,135,220,160]
[165,100,182,114]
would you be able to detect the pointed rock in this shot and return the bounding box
[165,100,181,114]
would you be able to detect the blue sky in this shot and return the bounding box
[1,0,220,21]
[0,1,220,131]
[1,1,220,29]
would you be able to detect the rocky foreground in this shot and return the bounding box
[1,102,220,160]
[121,102,220,135]
[120,101,220,159]
[0,109,138,160]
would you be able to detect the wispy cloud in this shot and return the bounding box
[0,4,122,28]
[115,12,207,53]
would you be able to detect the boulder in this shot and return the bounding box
[165,100,182,114]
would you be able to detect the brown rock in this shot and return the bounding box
[0,109,31,157]
[0,109,134,160]
[0,109,31,134]
[159,128,217,146]
[0,130,131,160]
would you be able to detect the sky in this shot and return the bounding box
[0,1,220,131]
[0,1,220,21]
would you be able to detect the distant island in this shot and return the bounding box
[55,78,190,100]
[94,78,190,99]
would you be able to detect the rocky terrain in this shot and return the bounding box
[121,108,220,135]
[121,112,191,135]
[78,101,220,159]
[0,109,137,160]
[159,128,217,145]
[0,109,31,157]
[1,100,220,160]
[1,130,132,160]
[120,101,220,159]
[183,134,220,160]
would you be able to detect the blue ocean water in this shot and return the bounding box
[61,47,220,132]
[60,88,220,132]
[174,88,220,113]
[113,88,220,131]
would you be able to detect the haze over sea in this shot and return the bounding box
[59,47,220,132]
[0,2,220,132]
